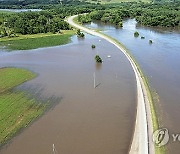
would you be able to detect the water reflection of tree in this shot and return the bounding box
[96,63,102,70]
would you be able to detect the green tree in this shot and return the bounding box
[95,55,102,63]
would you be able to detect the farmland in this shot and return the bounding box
[0,67,46,145]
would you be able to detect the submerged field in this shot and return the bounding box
[0,67,46,145]
[0,30,75,50]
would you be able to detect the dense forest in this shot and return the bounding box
[0,4,94,36]
[0,2,179,37]
[78,2,180,28]
[0,11,70,36]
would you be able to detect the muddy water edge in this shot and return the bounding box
[0,34,136,154]
[85,19,180,153]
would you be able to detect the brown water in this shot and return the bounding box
[0,34,136,154]
[85,19,180,153]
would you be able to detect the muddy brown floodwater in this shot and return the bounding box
[0,34,136,154]
[85,19,180,153]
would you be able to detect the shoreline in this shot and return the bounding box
[66,15,156,154]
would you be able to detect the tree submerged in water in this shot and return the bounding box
[134,31,139,37]
[118,22,123,28]
[149,39,153,44]
[77,29,85,38]
[95,55,102,63]
[91,44,96,48]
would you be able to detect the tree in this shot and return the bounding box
[80,32,85,38]
[77,29,81,36]
[134,31,139,37]
[95,55,102,63]
[149,40,153,44]
[77,29,84,38]
[91,44,96,48]
[118,22,123,27]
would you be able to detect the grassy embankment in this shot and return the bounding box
[73,16,164,154]
[0,67,46,145]
[0,30,75,50]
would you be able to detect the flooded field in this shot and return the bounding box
[0,34,136,154]
[85,19,180,153]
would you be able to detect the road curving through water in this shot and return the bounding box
[66,15,155,154]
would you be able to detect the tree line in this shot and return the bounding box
[0,11,71,37]
[0,2,179,37]
[77,2,180,28]
[0,3,96,37]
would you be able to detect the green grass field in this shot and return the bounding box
[0,30,75,50]
[0,67,35,93]
[0,67,46,145]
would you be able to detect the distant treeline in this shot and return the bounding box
[0,2,179,37]
[0,0,91,9]
[78,2,180,28]
[0,0,92,5]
